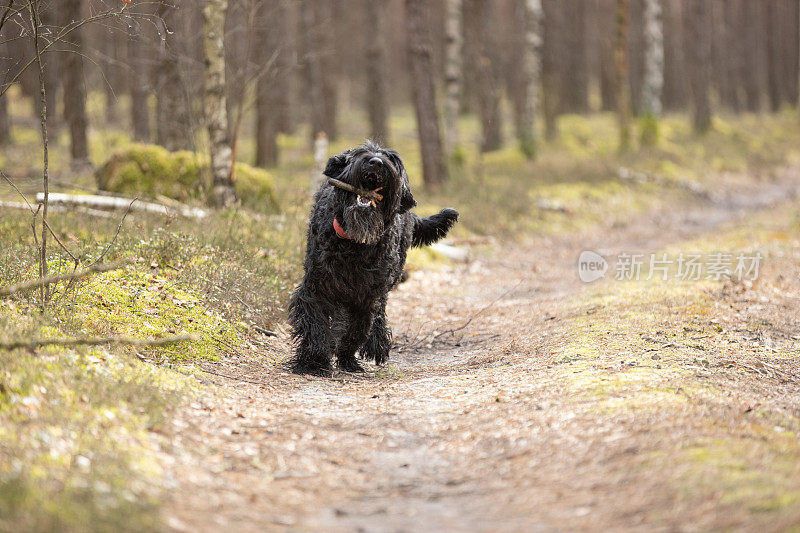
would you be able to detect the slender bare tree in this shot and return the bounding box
[0,39,10,145]
[519,0,542,159]
[203,0,236,207]
[405,0,447,188]
[365,0,388,144]
[444,0,462,155]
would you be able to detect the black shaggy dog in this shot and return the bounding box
[289,141,458,375]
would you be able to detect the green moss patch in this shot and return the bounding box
[95,143,277,211]
[61,267,241,363]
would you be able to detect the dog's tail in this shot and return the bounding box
[411,208,459,247]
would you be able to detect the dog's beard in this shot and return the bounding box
[341,201,385,245]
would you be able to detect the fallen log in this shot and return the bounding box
[35,193,209,219]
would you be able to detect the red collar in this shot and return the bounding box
[333,217,353,240]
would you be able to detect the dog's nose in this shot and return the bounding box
[368,157,382,168]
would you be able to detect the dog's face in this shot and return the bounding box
[323,141,416,245]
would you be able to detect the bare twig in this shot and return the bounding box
[432,280,523,341]
[0,334,197,352]
[0,261,125,297]
[89,197,137,267]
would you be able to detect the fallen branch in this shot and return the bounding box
[0,200,116,218]
[0,334,198,351]
[0,261,124,297]
[36,193,209,219]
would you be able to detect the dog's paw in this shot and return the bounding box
[291,361,333,376]
[337,358,366,373]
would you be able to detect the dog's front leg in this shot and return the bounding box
[360,297,391,365]
[335,307,374,373]
[288,286,334,375]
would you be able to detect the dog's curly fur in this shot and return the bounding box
[289,141,458,375]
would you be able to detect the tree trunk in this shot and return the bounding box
[662,0,689,111]
[598,0,617,111]
[615,0,632,151]
[444,0,463,155]
[318,0,337,141]
[741,0,764,111]
[255,0,280,168]
[766,1,782,112]
[61,0,89,167]
[299,0,326,141]
[720,0,743,112]
[203,0,236,207]
[365,0,389,144]
[685,0,712,133]
[627,0,645,115]
[469,0,502,152]
[640,0,663,146]
[156,0,192,151]
[103,28,124,124]
[542,0,561,140]
[562,0,588,113]
[405,0,447,188]
[641,0,663,117]
[128,24,150,142]
[519,0,542,159]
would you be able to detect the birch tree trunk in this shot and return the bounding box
[203,0,236,207]
[615,0,632,151]
[365,0,389,144]
[405,0,447,188]
[519,0,542,159]
[684,0,711,133]
[444,0,462,155]
[62,0,89,167]
[640,0,663,145]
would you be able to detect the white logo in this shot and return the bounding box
[578,250,608,283]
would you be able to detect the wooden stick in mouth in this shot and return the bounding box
[327,177,384,206]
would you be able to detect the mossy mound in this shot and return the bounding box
[95,143,278,210]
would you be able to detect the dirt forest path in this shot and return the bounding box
[166,172,800,532]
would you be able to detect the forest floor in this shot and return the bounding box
[164,168,800,531]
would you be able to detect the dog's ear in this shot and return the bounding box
[398,170,416,213]
[323,150,351,178]
[385,150,416,213]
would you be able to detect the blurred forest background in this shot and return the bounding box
[1,0,799,188]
